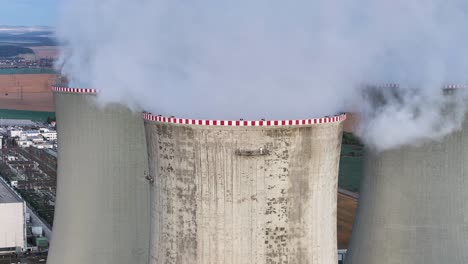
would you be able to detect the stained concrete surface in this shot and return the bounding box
[145,121,344,264]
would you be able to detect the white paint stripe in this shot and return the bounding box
[51,86,98,94]
[143,113,347,126]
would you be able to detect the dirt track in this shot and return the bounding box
[0,74,55,111]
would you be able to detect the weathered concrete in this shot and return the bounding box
[47,92,150,264]
[145,119,344,264]
[346,118,468,264]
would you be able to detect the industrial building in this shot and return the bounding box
[144,113,346,264]
[0,177,26,254]
[47,87,150,264]
[9,127,57,149]
[346,86,468,264]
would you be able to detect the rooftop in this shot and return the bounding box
[0,178,22,203]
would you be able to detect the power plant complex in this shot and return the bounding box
[47,83,468,264]
[48,85,347,264]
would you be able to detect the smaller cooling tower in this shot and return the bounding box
[346,86,468,264]
[47,87,150,264]
[144,113,346,264]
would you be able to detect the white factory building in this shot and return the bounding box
[39,128,57,141]
[9,127,57,149]
[9,128,57,140]
[9,129,23,138]
[0,179,26,254]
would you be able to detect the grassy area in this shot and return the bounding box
[0,109,55,123]
[0,68,56,75]
[338,144,364,193]
[342,131,363,145]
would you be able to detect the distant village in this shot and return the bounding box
[0,57,54,69]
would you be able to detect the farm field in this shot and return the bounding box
[29,46,59,58]
[337,190,358,249]
[339,143,364,193]
[0,109,54,122]
[336,140,363,248]
[0,73,56,111]
[343,112,358,133]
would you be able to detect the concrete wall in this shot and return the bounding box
[346,118,468,264]
[0,203,25,250]
[47,92,150,264]
[145,119,344,264]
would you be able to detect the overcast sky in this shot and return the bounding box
[0,0,57,26]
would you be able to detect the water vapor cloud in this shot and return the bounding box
[56,0,468,150]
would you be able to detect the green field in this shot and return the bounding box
[0,68,56,75]
[338,144,364,193]
[0,109,55,122]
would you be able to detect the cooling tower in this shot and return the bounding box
[47,87,150,264]
[143,113,346,264]
[346,87,468,264]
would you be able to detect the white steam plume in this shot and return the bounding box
[357,85,468,151]
[55,0,468,150]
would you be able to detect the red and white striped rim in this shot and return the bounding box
[443,84,468,90]
[143,113,347,127]
[52,84,468,94]
[363,83,400,88]
[364,83,468,90]
[51,86,98,94]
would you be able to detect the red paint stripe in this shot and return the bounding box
[51,86,98,94]
[142,113,347,126]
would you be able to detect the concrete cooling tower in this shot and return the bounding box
[47,87,150,264]
[346,86,468,264]
[143,113,346,264]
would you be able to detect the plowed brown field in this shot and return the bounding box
[30,46,59,58]
[0,74,55,111]
[337,190,358,249]
[344,112,358,133]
